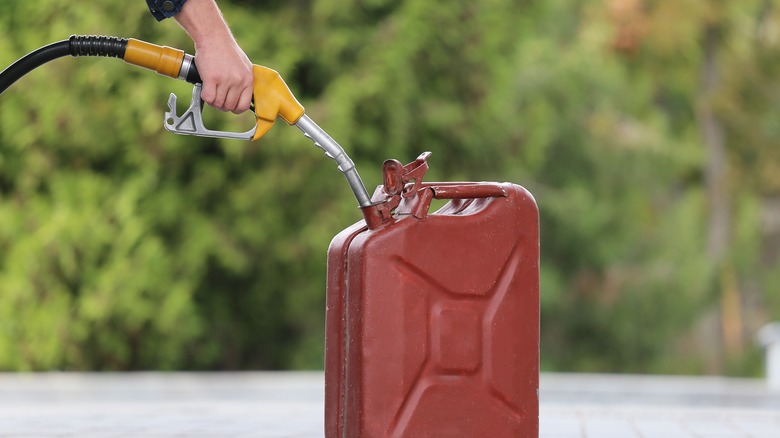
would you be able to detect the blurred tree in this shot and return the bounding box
[635,0,780,373]
[1,0,779,375]
[533,0,780,374]
[0,0,315,370]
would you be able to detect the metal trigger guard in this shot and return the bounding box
[164,84,257,140]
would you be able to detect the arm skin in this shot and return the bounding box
[174,0,254,114]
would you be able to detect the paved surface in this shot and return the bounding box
[0,372,778,437]
[541,374,780,437]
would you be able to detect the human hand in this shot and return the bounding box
[174,0,254,114]
[194,38,253,114]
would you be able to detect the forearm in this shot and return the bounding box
[173,0,235,49]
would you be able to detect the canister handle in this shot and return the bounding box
[428,183,508,200]
[398,183,508,219]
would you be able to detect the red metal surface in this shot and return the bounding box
[325,154,539,437]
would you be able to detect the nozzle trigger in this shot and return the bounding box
[164,84,256,140]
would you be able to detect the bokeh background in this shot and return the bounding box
[1,0,779,375]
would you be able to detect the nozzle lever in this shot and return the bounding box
[164,84,256,140]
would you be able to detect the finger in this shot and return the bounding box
[222,87,241,113]
[233,87,253,114]
[211,84,228,111]
[201,81,217,107]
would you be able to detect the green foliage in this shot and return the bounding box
[1,0,779,374]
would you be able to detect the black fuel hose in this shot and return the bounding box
[0,41,70,94]
[0,35,200,95]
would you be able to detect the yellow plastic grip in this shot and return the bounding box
[251,65,305,141]
[124,38,184,78]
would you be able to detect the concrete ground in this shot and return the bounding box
[0,372,778,437]
[541,373,780,437]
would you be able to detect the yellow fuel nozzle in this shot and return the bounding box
[251,65,305,140]
[163,63,306,141]
[148,47,367,204]
[122,38,305,140]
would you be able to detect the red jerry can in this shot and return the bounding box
[325,152,540,437]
